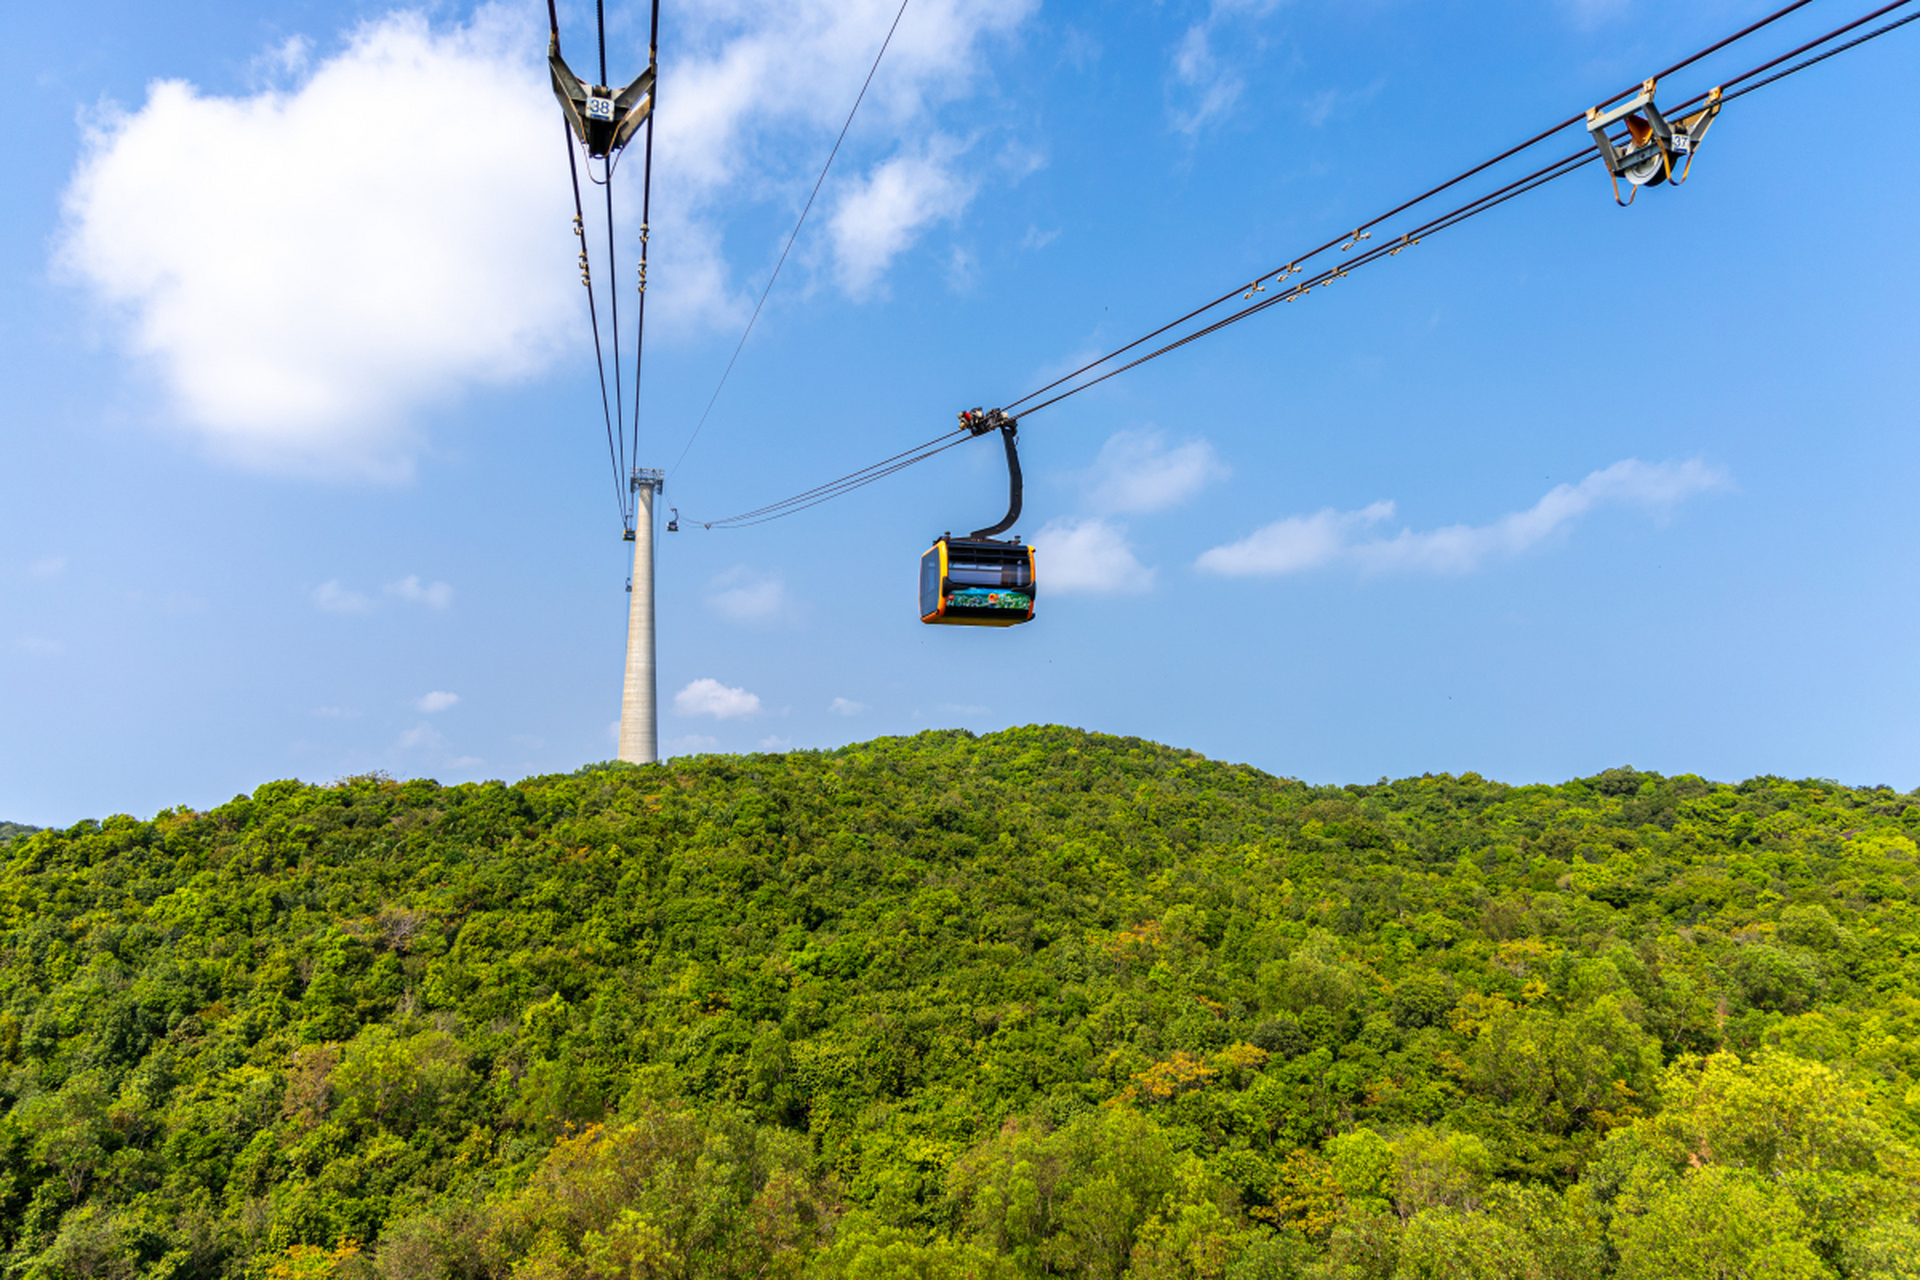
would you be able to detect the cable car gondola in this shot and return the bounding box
[920,410,1036,627]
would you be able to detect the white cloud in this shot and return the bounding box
[669,733,721,755]
[415,690,460,713]
[829,142,973,297]
[446,755,486,770]
[829,697,867,716]
[312,580,375,613]
[1560,0,1632,32]
[1194,500,1395,577]
[386,575,453,608]
[759,735,794,750]
[1168,0,1287,134]
[1033,516,1155,594]
[27,555,68,579]
[1197,459,1730,577]
[57,7,576,479]
[624,0,1035,331]
[674,677,763,720]
[1086,429,1228,514]
[706,567,790,622]
[55,0,1040,479]
[397,722,444,750]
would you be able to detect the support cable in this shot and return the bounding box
[667,0,915,480]
[628,0,662,518]
[682,0,1917,530]
[999,0,1823,416]
[552,0,628,522]
[596,2,631,523]
[565,122,627,523]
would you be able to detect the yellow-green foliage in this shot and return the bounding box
[0,728,1917,1277]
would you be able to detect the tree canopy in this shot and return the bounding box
[2,726,1918,1278]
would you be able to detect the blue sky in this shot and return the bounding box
[4,0,1917,824]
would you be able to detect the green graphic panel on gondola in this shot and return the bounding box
[920,538,1036,627]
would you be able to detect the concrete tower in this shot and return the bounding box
[618,469,665,763]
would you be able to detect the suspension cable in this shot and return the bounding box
[629,0,662,507]
[549,0,626,521]
[682,0,1917,530]
[667,0,916,481]
[1000,0,1824,416]
[594,2,633,522]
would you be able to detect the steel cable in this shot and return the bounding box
[629,0,662,505]
[667,0,916,482]
[682,0,1917,530]
[551,0,628,522]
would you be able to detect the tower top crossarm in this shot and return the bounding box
[632,467,664,493]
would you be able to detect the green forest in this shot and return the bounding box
[4,726,1920,1279]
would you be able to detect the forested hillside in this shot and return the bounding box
[0,825,35,846]
[4,727,1920,1279]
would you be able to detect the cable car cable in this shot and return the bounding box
[999,0,1823,418]
[691,142,1622,527]
[594,0,633,519]
[701,434,975,529]
[562,116,628,523]
[692,428,972,528]
[629,0,662,504]
[681,0,1916,531]
[666,0,916,483]
[1011,0,1914,419]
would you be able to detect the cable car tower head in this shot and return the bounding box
[1587,78,1721,206]
[549,27,655,159]
[920,409,1037,628]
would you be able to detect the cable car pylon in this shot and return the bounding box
[620,468,665,762]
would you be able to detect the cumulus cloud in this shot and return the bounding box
[706,567,790,622]
[386,575,453,609]
[829,142,972,297]
[669,733,721,755]
[1085,429,1228,514]
[829,697,866,716]
[674,677,762,720]
[312,580,375,614]
[396,722,444,750]
[314,575,450,612]
[415,690,459,713]
[1034,517,1155,594]
[27,555,68,579]
[1169,0,1287,133]
[1197,459,1729,577]
[57,1,1037,477]
[58,7,574,478]
[1560,0,1632,31]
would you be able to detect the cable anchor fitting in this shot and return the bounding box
[1340,228,1372,252]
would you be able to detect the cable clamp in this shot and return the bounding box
[1388,233,1421,256]
[1341,228,1371,252]
[1242,279,1267,300]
